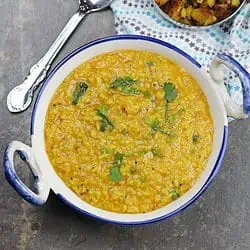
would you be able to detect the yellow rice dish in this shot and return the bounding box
[45,50,214,214]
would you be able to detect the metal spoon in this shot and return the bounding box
[7,0,112,113]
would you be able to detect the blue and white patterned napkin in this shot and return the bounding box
[111,1,250,119]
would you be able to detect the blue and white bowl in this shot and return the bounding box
[3,35,250,225]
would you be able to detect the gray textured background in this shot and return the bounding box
[0,1,249,249]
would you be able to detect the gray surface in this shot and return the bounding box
[0,0,249,249]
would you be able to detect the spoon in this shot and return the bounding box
[7,0,113,113]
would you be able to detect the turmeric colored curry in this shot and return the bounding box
[45,50,214,213]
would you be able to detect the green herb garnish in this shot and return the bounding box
[145,118,173,136]
[100,147,114,155]
[145,61,154,67]
[111,76,141,95]
[143,90,152,99]
[121,128,129,135]
[151,147,162,158]
[110,167,122,182]
[72,82,88,105]
[96,107,114,132]
[192,134,200,143]
[99,105,109,115]
[164,82,178,102]
[163,82,178,120]
[168,108,185,127]
[169,189,180,201]
[139,149,148,156]
[172,108,185,120]
[110,153,124,182]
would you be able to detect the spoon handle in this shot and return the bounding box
[7,10,86,113]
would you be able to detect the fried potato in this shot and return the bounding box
[191,8,217,25]
[155,0,243,26]
[163,0,186,21]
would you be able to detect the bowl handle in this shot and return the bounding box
[3,141,50,205]
[210,54,250,119]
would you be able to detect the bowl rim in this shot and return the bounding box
[31,35,203,135]
[30,35,228,225]
[152,0,247,30]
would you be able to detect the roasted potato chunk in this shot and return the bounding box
[207,0,216,8]
[163,0,186,21]
[191,8,217,25]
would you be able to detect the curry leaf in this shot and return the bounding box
[72,82,88,105]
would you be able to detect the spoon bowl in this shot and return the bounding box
[79,0,113,11]
[7,0,113,113]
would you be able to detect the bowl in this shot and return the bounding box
[3,35,250,225]
[153,0,247,29]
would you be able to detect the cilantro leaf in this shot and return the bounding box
[145,61,154,67]
[110,152,124,182]
[143,90,152,99]
[164,82,178,103]
[168,108,185,127]
[110,167,122,182]
[113,152,124,167]
[111,76,141,95]
[169,189,180,201]
[96,108,114,132]
[72,82,88,105]
[192,134,200,143]
[151,147,162,158]
[163,82,178,120]
[99,105,109,115]
[145,118,173,136]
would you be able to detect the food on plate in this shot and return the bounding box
[155,0,242,26]
[45,50,214,213]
